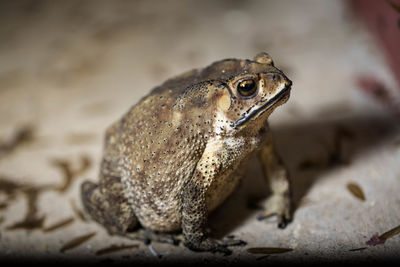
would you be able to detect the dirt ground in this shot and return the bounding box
[0,0,399,265]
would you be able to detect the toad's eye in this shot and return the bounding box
[237,78,257,97]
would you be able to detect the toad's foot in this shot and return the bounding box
[257,194,292,229]
[186,237,246,256]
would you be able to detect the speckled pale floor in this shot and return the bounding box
[0,0,399,264]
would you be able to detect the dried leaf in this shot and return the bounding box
[0,176,52,231]
[95,244,139,256]
[51,154,92,193]
[6,185,48,230]
[50,159,73,193]
[60,232,96,253]
[23,187,41,219]
[346,183,366,201]
[379,224,400,241]
[7,215,46,230]
[247,247,293,254]
[43,217,75,232]
[366,233,385,246]
[366,225,400,246]
[75,155,92,175]
[0,176,21,196]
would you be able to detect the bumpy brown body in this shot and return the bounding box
[81,52,293,254]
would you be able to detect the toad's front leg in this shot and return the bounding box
[257,132,292,228]
[181,147,245,255]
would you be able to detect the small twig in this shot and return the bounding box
[60,232,96,253]
[42,217,75,233]
[95,244,139,256]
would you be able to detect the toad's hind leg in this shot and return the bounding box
[81,125,181,245]
[81,124,139,235]
[81,174,139,235]
[81,159,181,245]
[81,175,182,245]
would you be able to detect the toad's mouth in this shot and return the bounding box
[231,85,291,128]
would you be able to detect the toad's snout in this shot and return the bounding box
[269,72,292,88]
[260,72,292,95]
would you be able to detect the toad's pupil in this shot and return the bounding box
[238,79,256,96]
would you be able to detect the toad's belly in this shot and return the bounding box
[124,179,184,232]
[132,169,245,232]
[122,157,249,232]
[121,161,197,232]
[135,196,183,232]
[205,159,248,212]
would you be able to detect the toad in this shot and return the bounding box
[81,52,293,254]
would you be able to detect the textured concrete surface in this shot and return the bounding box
[0,0,399,265]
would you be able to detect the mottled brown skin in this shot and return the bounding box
[81,52,293,254]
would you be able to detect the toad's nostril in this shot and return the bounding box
[272,74,279,82]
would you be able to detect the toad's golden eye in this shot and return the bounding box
[237,78,257,97]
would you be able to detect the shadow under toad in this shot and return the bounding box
[208,112,399,240]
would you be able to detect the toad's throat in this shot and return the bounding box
[231,86,290,128]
